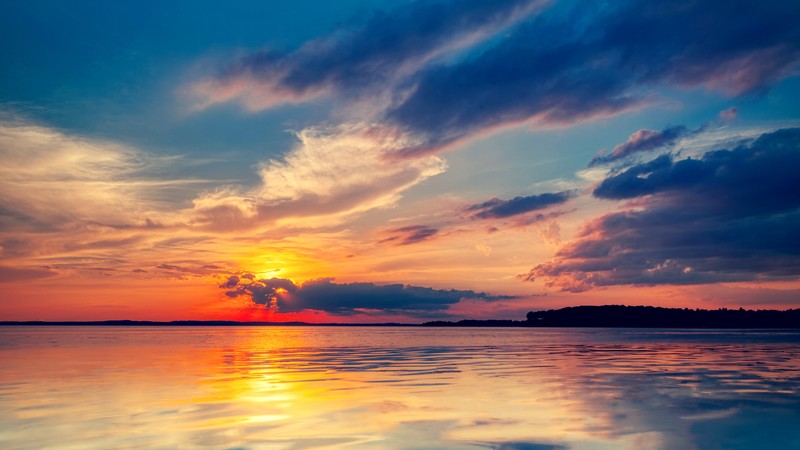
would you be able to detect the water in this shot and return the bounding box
[1,327,799,450]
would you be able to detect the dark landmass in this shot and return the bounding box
[424,305,800,328]
[2,306,799,328]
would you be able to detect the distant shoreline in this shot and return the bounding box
[427,305,800,328]
[2,305,799,328]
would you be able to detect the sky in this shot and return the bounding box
[1,0,799,322]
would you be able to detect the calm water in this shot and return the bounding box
[1,327,799,450]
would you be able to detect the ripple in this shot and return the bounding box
[1,327,799,449]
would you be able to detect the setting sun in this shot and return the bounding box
[2,1,800,447]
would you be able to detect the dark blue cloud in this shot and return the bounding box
[379,225,439,246]
[198,0,799,158]
[524,128,800,291]
[385,0,800,154]
[594,128,800,214]
[468,191,574,219]
[213,0,539,100]
[222,276,514,316]
[491,444,567,450]
[589,126,690,167]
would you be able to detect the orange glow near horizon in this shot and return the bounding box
[3,256,800,322]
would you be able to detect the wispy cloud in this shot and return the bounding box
[190,0,800,163]
[0,265,56,283]
[191,123,446,231]
[588,126,691,167]
[719,106,739,121]
[385,0,800,155]
[188,0,544,112]
[467,191,574,220]
[0,120,200,231]
[379,225,440,246]
[0,118,452,292]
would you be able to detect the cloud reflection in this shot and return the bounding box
[2,327,798,449]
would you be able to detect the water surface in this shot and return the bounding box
[1,327,799,449]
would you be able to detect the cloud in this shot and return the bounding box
[0,120,188,230]
[189,0,543,111]
[222,275,515,316]
[384,0,800,156]
[189,0,799,163]
[154,263,223,279]
[0,265,56,283]
[191,123,446,230]
[589,126,690,166]
[467,191,574,219]
[537,221,562,246]
[490,443,566,450]
[380,225,439,246]
[0,118,447,285]
[720,106,739,121]
[524,127,800,291]
[0,118,292,285]
[372,191,571,248]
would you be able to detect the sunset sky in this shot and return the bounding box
[1,0,799,322]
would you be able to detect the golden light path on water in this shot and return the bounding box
[1,327,799,449]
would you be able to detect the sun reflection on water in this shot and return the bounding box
[1,327,799,449]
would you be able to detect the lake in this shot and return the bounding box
[1,327,799,449]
